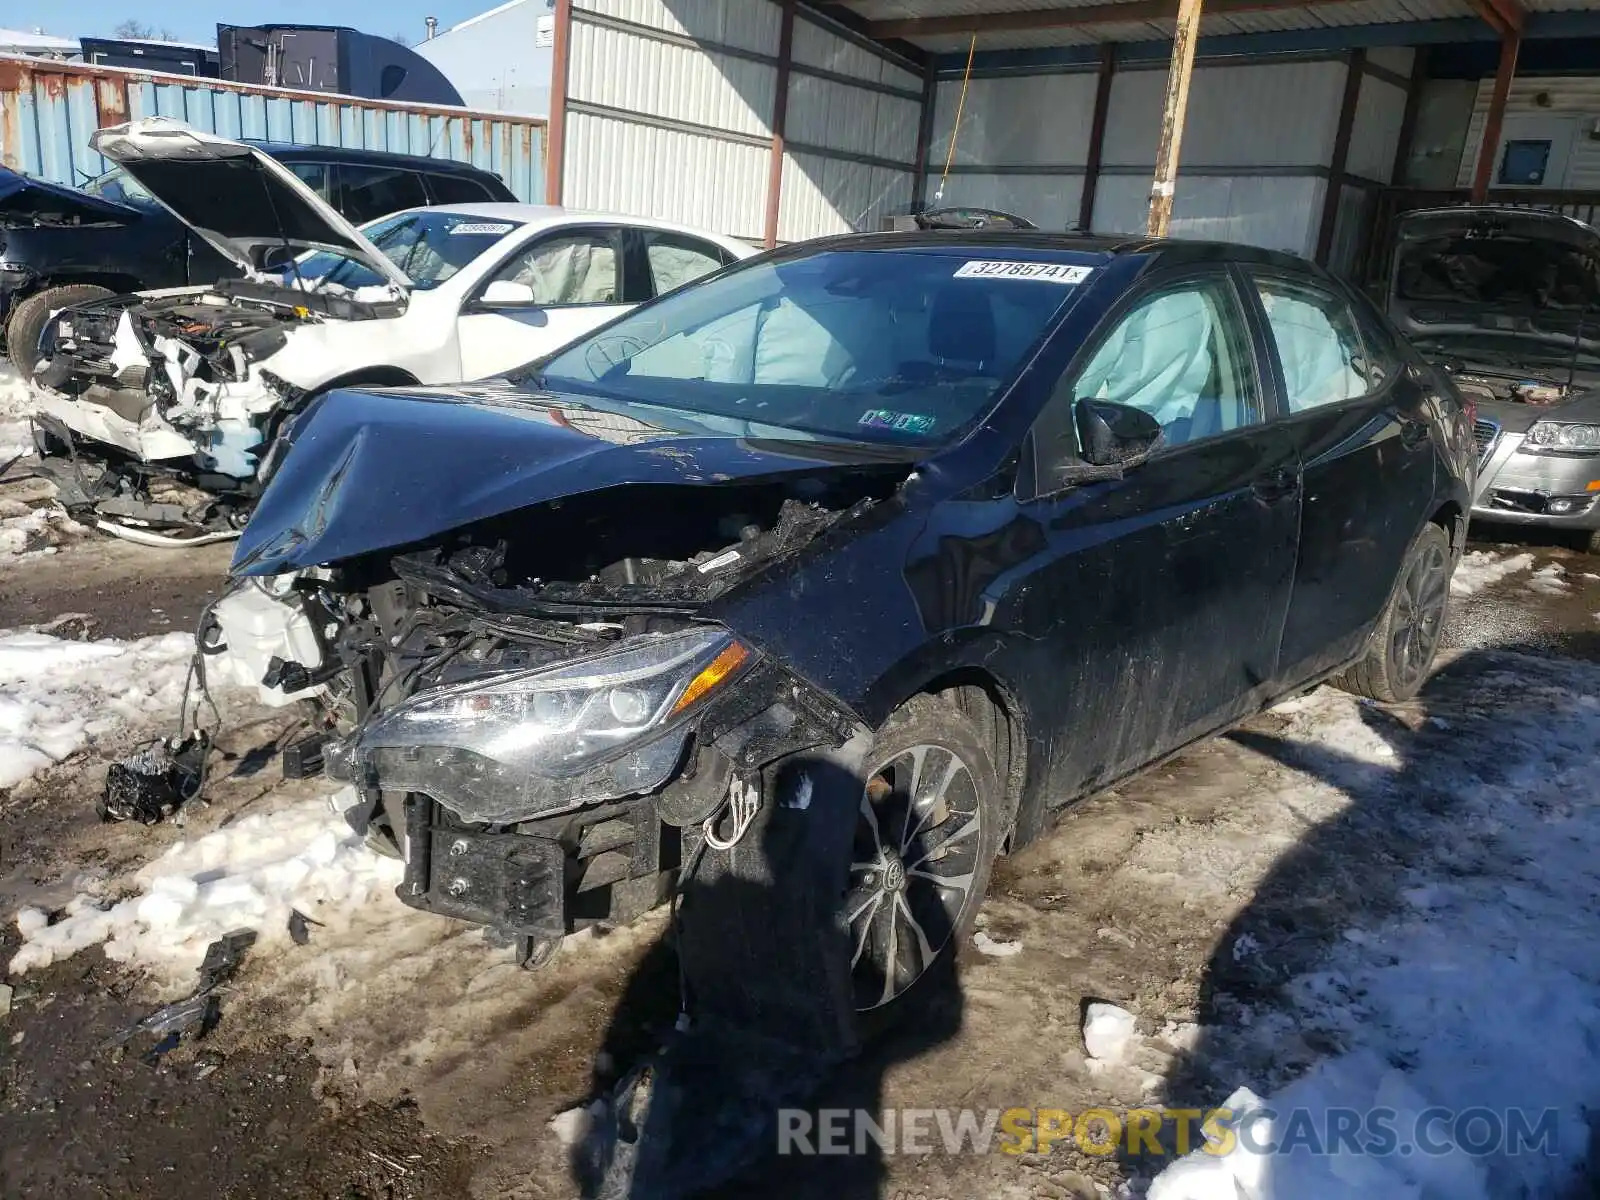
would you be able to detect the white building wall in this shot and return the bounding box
[561,0,921,242]
[1456,75,1600,190]
[413,0,554,118]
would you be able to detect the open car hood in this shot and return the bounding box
[90,118,412,291]
[1389,207,1600,364]
[232,381,921,576]
[0,166,143,226]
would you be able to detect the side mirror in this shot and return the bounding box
[479,279,538,307]
[1075,399,1163,468]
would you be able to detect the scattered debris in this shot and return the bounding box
[973,929,1024,958]
[1083,1002,1139,1064]
[98,733,210,825]
[105,929,256,1054]
[37,612,98,640]
[287,908,324,946]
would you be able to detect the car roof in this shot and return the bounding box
[388,202,757,251]
[786,228,1324,274]
[245,141,499,176]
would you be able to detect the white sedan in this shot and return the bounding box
[29,118,753,536]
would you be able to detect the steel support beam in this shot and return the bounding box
[765,0,797,248]
[1148,0,1203,237]
[1472,24,1521,200]
[911,61,938,212]
[1390,45,1429,187]
[545,0,573,205]
[1079,44,1117,233]
[1315,48,1365,265]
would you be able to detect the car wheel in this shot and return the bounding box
[847,693,1002,1026]
[1335,522,1453,703]
[5,284,114,377]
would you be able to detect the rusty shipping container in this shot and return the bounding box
[0,54,545,201]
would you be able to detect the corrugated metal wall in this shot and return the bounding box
[925,55,1403,264]
[1455,74,1600,190]
[561,0,922,242]
[0,54,546,201]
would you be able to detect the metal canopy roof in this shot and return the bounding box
[817,0,1600,56]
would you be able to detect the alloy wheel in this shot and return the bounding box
[847,743,984,1011]
[1390,537,1451,694]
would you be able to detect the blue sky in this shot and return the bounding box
[8,0,506,46]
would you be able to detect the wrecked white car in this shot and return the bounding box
[27,118,753,544]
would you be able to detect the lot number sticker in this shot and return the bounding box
[953,260,1093,284]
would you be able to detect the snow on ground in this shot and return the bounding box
[1450,549,1535,597]
[0,630,194,788]
[1527,562,1570,596]
[0,362,36,460]
[7,792,404,984]
[1147,656,1600,1200]
[0,500,87,562]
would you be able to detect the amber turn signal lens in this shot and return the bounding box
[671,640,751,716]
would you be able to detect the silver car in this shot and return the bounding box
[1390,207,1600,552]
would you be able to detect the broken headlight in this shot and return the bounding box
[349,626,754,823]
[1525,421,1600,453]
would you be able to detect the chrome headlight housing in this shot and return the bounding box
[351,626,754,824]
[1524,421,1600,453]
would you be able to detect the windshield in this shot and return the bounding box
[536,247,1089,446]
[81,166,154,205]
[294,210,523,292]
[1397,232,1600,312]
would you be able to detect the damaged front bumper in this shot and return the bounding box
[319,625,865,939]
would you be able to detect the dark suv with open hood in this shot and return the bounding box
[211,229,1473,1083]
[0,145,514,374]
[1390,207,1600,550]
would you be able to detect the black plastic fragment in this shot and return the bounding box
[106,929,255,1058]
[98,733,210,825]
[281,733,328,780]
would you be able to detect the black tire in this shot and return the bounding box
[1334,522,1453,703]
[848,692,1002,1031]
[5,284,115,377]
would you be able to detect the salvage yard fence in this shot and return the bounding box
[0,55,547,203]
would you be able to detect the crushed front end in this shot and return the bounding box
[29,282,396,538]
[210,476,886,951]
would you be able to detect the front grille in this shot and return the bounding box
[1473,418,1501,464]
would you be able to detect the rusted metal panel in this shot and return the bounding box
[0,54,547,202]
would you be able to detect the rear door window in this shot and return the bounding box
[332,163,430,223]
[285,161,330,199]
[1254,276,1378,412]
[425,172,497,205]
[643,233,729,296]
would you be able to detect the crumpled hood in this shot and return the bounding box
[0,166,143,225]
[91,117,411,289]
[232,381,917,575]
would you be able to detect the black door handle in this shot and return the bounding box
[1251,467,1299,503]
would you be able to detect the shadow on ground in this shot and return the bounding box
[1127,633,1600,1197]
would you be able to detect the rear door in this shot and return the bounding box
[1011,266,1302,796]
[455,225,630,380]
[634,228,737,299]
[1246,268,1437,685]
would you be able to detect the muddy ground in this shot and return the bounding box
[0,512,1597,1200]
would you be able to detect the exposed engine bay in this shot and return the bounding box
[1440,365,1577,407]
[29,282,400,540]
[206,475,893,948]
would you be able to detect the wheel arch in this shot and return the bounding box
[872,660,1035,856]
